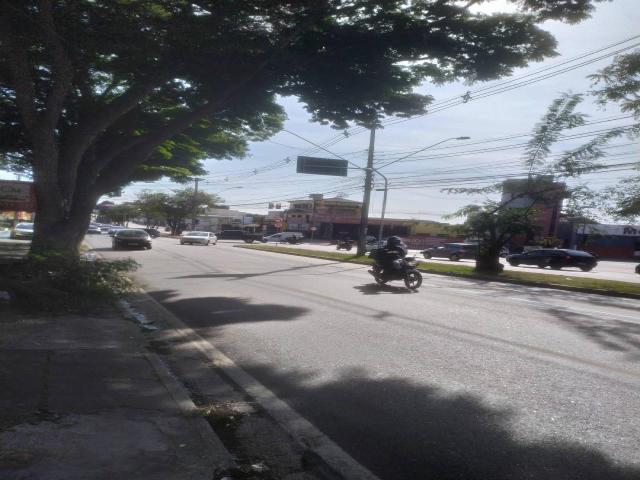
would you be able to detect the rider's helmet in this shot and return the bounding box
[386,236,402,247]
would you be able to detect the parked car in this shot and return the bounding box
[180,231,217,245]
[143,228,161,238]
[421,243,479,261]
[263,232,304,243]
[10,222,34,240]
[506,248,597,271]
[112,229,152,250]
[217,229,247,240]
[87,224,102,234]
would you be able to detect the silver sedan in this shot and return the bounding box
[179,231,217,245]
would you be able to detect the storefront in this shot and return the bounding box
[0,180,36,228]
[576,224,640,259]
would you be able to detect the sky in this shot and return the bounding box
[3,0,639,223]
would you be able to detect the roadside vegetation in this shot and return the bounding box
[237,244,640,297]
[0,253,139,313]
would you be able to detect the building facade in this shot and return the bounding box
[574,224,640,259]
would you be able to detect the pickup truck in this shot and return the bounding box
[242,231,265,243]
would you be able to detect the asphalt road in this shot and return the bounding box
[90,235,640,480]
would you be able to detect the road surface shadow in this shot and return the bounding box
[545,307,640,354]
[149,290,309,328]
[353,284,417,295]
[228,364,640,480]
[169,261,349,281]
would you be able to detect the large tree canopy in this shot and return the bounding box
[0,0,607,254]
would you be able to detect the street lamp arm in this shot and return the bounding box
[376,136,470,170]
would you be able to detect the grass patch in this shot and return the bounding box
[237,244,640,297]
[0,252,140,313]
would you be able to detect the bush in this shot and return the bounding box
[0,253,139,313]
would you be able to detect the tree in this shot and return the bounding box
[0,0,607,256]
[136,188,221,235]
[135,191,170,228]
[446,94,595,273]
[106,202,140,226]
[448,202,542,273]
[589,49,640,220]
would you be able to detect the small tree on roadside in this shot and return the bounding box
[445,93,607,273]
[106,203,139,226]
[135,191,169,228]
[449,203,541,273]
[589,50,640,221]
[136,189,221,235]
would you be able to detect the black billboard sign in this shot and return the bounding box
[296,156,348,177]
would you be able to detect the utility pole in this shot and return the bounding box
[191,177,201,230]
[357,126,376,255]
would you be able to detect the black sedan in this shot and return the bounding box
[506,248,597,271]
[112,229,152,250]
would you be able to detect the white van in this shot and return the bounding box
[263,232,304,243]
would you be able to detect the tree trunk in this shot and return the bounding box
[474,245,504,274]
[30,179,97,258]
[474,254,503,274]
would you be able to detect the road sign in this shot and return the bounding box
[310,226,317,231]
[297,156,348,177]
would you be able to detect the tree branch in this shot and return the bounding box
[36,0,74,133]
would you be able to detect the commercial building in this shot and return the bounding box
[572,224,640,259]
[283,194,461,245]
[501,177,566,243]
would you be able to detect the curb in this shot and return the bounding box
[235,245,640,300]
[128,289,382,480]
[115,300,236,474]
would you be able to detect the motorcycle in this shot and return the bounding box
[368,249,423,290]
[336,239,354,251]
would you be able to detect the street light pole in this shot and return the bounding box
[191,177,202,230]
[357,126,376,255]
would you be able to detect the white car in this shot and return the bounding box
[10,222,34,240]
[180,231,217,245]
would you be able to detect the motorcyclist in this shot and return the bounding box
[378,236,408,277]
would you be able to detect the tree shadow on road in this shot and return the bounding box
[544,307,640,354]
[149,289,309,329]
[230,364,640,480]
[168,260,361,281]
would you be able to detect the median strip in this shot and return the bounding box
[236,244,640,299]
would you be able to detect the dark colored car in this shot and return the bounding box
[143,228,161,238]
[506,248,597,271]
[112,229,152,250]
[421,243,479,261]
[636,264,640,275]
[217,229,246,240]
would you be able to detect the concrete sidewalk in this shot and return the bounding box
[0,304,233,480]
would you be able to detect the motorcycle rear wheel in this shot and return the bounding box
[404,270,422,290]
